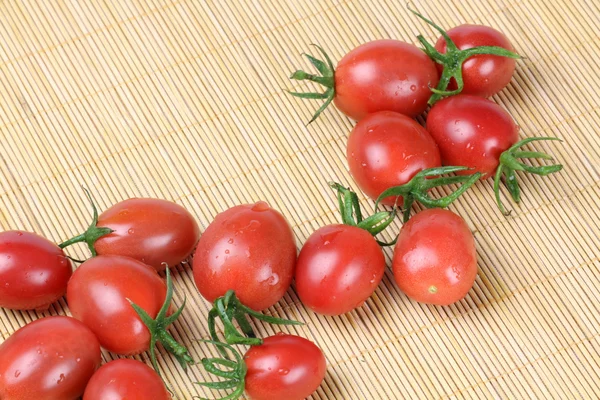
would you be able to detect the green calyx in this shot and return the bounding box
[129,266,194,376]
[494,137,563,215]
[58,188,113,259]
[329,182,397,246]
[207,290,302,358]
[287,44,336,124]
[375,166,482,223]
[194,341,247,400]
[409,8,521,105]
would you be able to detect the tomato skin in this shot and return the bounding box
[0,316,101,400]
[193,202,296,311]
[244,334,326,400]
[296,225,384,315]
[67,255,167,355]
[426,95,519,179]
[95,198,200,271]
[392,209,477,305]
[334,40,439,120]
[347,111,441,205]
[435,25,516,98]
[0,231,72,310]
[83,359,171,400]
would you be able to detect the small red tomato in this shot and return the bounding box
[347,111,441,205]
[289,40,439,122]
[426,95,519,179]
[244,334,327,400]
[435,25,516,98]
[61,198,200,272]
[95,198,200,271]
[393,208,477,305]
[296,225,385,315]
[0,316,101,400]
[0,231,72,310]
[193,202,296,311]
[83,359,171,400]
[334,40,439,119]
[67,255,167,355]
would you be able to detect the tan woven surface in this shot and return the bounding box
[1,0,599,399]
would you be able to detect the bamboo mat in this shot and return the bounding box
[0,0,599,399]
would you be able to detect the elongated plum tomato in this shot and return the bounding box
[296,224,385,315]
[435,25,516,98]
[347,111,441,205]
[83,359,171,400]
[193,202,296,311]
[426,95,518,179]
[0,231,72,310]
[67,255,167,355]
[61,198,200,271]
[244,334,327,400]
[0,316,101,400]
[393,208,477,305]
[289,40,439,121]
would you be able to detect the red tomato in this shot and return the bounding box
[0,231,72,310]
[244,334,326,400]
[67,255,167,355]
[193,202,296,310]
[347,111,441,205]
[296,224,384,315]
[0,316,101,400]
[392,209,477,305]
[334,40,439,119]
[94,198,200,271]
[426,95,519,179]
[83,359,171,400]
[435,25,516,98]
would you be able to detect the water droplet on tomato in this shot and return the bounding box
[252,201,270,212]
[128,228,135,234]
[227,238,234,244]
[278,368,290,375]
[76,358,81,363]
[224,249,230,254]
[370,274,377,284]
[268,273,280,285]
[410,85,417,91]
[14,370,20,378]
[57,373,66,384]
[361,163,367,167]
[16,232,23,236]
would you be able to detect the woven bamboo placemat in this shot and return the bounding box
[0,0,599,398]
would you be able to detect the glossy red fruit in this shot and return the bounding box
[334,40,439,119]
[67,255,167,355]
[83,359,171,400]
[94,198,200,271]
[296,224,385,315]
[392,208,477,305]
[244,334,327,400]
[0,231,72,310]
[435,25,516,98]
[0,316,101,400]
[426,95,519,179]
[347,111,441,205]
[193,202,296,311]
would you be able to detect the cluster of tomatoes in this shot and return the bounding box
[0,8,563,400]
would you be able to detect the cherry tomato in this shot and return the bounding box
[0,231,72,310]
[347,111,441,205]
[435,25,516,98]
[426,95,519,179]
[83,359,171,400]
[296,224,384,315]
[67,255,167,355]
[193,202,296,311]
[0,316,101,400]
[334,40,439,119]
[95,198,200,271]
[392,208,477,305]
[244,334,327,400]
